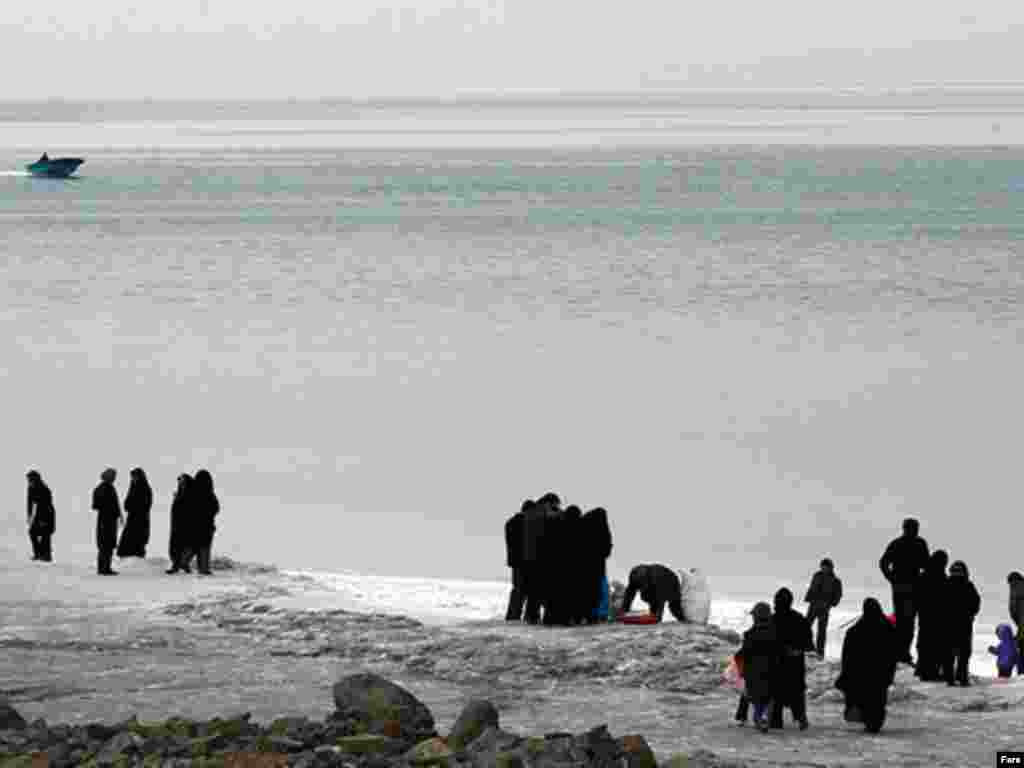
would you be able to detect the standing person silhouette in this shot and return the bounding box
[804,558,842,658]
[92,468,122,575]
[117,468,153,558]
[26,470,55,562]
[189,469,219,576]
[504,501,527,621]
[879,518,930,664]
[166,474,193,574]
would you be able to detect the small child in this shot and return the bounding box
[735,602,780,733]
[989,623,1019,679]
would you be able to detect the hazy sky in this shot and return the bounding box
[3,0,1024,98]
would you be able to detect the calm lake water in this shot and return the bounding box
[1,96,1022,648]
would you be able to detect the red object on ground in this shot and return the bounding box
[885,613,897,625]
[619,612,659,625]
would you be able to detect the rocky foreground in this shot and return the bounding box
[1,671,667,768]
[3,559,1024,767]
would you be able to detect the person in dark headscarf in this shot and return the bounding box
[914,549,950,682]
[117,468,153,558]
[560,505,587,623]
[621,564,687,622]
[769,587,813,730]
[878,517,930,663]
[835,597,899,734]
[92,468,122,575]
[580,507,613,623]
[189,469,220,576]
[504,500,528,621]
[945,560,981,687]
[166,473,193,574]
[26,470,56,562]
[541,495,569,626]
[520,496,549,624]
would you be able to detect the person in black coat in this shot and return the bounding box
[914,549,950,682]
[560,505,587,623]
[769,587,814,730]
[621,564,686,622]
[166,473,193,574]
[836,597,899,734]
[945,560,981,687]
[804,557,843,658]
[504,501,528,621]
[520,495,550,624]
[92,468,122,575]
[541,497,569,626]
[26,470,55,562]
[878,517,930,663]
[188,469,219,576]
[117,467,153,558]
[735,602,781,733]
[580,507,613,623]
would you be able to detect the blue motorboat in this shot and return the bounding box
[26,153,84,178]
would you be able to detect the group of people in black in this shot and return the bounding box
[504,492,613,625]
[878,517,981,687]
[25,467,221,576]
[736,516,990,736]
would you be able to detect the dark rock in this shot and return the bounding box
[620,734,657,768]
[332,673,436,743]
[99,730,144,758]
[448,700,499,750]
[0,698,28,730]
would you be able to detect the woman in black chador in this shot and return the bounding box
[835,597,899,734]
[189,469,220,576]
[26,470,56,562]
[117,468,153,558]
[92,468,122,575]
[166,474,193,574]
[580,507,613,623]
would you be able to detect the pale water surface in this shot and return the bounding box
[1,96,1022,676]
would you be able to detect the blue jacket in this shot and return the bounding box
[989,623,1019,672]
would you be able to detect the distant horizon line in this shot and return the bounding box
[5,82,1024,104]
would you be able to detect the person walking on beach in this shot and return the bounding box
[504,501,527,621]
[735,602,781,733]
[944,560,980,687]
[26,470,55,562]
[92,468,122,575]
[835,597,899,734]
[166,474,193,574]
[621,564,687,623]
[914,549,950,682]
[1007,572,1024,675]
[117,467,153,559]
[769,587,813,730]
[878,517,930,664]
[186,469,219,576]
[580,507,613,623]
[804,558,842,658]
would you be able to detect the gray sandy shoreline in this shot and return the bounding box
[1,556,1022,766]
